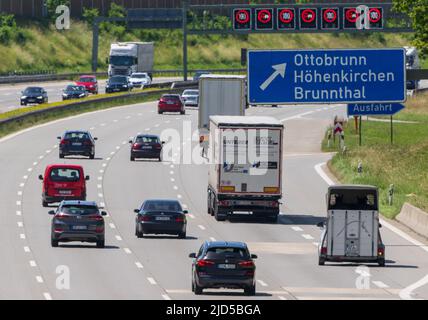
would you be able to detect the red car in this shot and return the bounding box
[76,75,98,94]
[39,164,89,207]
[158,94,185,115]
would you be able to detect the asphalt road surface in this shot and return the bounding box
[0,77,181,114]
[0,101,427,300]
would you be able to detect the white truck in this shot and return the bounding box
[108,42,154,78]
[207,116,284,222]
[404,46,420,90]
[198,75,246,130]
[318,185,385,266]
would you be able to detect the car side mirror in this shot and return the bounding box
[188,253,196,258]
[38,175,43,180]
[57,136,61,140]
[183,210,188,214]
[317,222,325,228]
[161,141,165,144]
[85,176,90,181]
[129,140,133,144]
[379,223,382,228]
[250,254,258,259]
[94,137,98,141]
[101,211,107,216]
[134,209,140,214]
[48,210,55,215]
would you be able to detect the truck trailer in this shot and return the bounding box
[108,42,154,78]
[207,116,284,222]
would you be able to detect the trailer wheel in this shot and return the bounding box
[214,205,226,221]
[318,257,325,266]
[378,259,385,267]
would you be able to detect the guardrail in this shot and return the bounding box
[0,69,245,85]
[0,81,198,127]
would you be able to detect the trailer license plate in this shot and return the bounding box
[218,264,236,269]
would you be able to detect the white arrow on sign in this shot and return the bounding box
[259,63,287,91]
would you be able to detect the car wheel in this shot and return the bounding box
[378,258,385,267]
[96,240,105,248]
[136,226,144,238]
[194,283,203,295]
[158,110,162,114]
[244,285,256,296]
[42,201,48,207]
[214,205,226,221]
[318,256,325,266]
[191,281,195,292]
[158,156,162,162]
[180,110,185,115]
[130,155,135,161]
[51,239,59,247]
[178,231,186,239]
[59,153,64,159]
[89,154,95,160]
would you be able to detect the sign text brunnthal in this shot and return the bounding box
[247,48,406,105]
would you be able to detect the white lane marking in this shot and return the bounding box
[43,293,52,300]
[280,111,314,122]
[102,163,107,167]
[170,178,175,182]
[399,275,428,300]
[145,128,151,131]
[125,116,131,119]
[135,262,144,269]
[278,296,287,300]
[373,281,389,289]
[90,127,95,130]
[173,186,178,190]
[33,162,38,166]
[291,226,303,232]
[100,123,106,127]
[124,248,132,254]
[100,202,105,207]
[29,260,37,267]
[147,277,157,285]
[115,235,122,241]
[155,124,160,128]
[182,204,188,209]
[27,168,33,172]
[16,211,22,216]
[170,164,174,168]
[165,120,170,124]
[113,119,118,122]
[116,146,120,150]
[46,150,51,153]
[198,225,206,230]
[98,176,103,181]
[17,191,22,196]
[162,294,171,300]
[122,141,127,145]
[99,169,104,174]
[170,171,174,175]
[24,246,30,253]
[39,155,44,159]
[106,157,111,161]
[16,201,21,206]
[19,183,25,187]
[110,151,115,155]
[257,280,268,287]
[312,242,320,247]
[98,193,103,198]
[20,234,26,239]
[109,223,116,229]
[97,184,102,189]
[177,194,182,199]
[188,214,195,219]
[53,145,58,149]
[23,175,28,180]
[209,237,217,242]
[315,162,428,254]
[17,222,23,228]
[302,234,314,240]
[36,276,44,283]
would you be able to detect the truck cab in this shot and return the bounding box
[108,42,154,78]
[318,185,385,266]
[404,46,420,90]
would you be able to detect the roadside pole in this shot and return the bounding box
[390,115,393,145]
[182,0,189,81]
[359,116,362,146]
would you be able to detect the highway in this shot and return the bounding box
[0,77,181,114]
[1,99,428,300]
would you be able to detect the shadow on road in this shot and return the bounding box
[200,291,272,297]
[138,235,198,240]
[227,214,325,226]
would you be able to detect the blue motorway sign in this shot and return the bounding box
[347,103,405,116]
[247,48,406,105]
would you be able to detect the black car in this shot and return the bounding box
[49,200,107,248]
[58,130,97,159]
[129,134,164,161]
[189,241,257,295]
[62,85,88,100]
[105,75,131,93]
[134,199,188,238]
[20,87,48,106]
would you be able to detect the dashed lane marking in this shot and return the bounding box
[257,280,268,287]
[124,248,132,254]
[115,235,122,241]
[302,234,314,240]
[198,225,206,230]
[162,294,171,300]
[43,293,52,300]
[29,260,37,267]
[36,276,44,283]
[135,262,144,269]
[291,226,303,232]
[147,277,157,285]
[373,281,389,289]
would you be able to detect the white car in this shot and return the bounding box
[181,89,199,107]
[129,73,152,88]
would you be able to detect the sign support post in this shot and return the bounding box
[390,115,393,145]
[359,116,362,146]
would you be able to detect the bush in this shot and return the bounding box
[82,8,99,26]
[0,14,27,44]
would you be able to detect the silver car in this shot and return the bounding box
[181,89,199,107]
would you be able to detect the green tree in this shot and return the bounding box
[82,7,99,26]
[393,0,428,57]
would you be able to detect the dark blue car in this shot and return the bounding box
[58,130,97,159]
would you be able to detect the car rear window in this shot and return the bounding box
[64,132,90,140]
[205,247,249,259]
[184,90,198,95]
[61,205,99,215]
[79,77,95,83]
[143,201,182,212]
[49,168,81,182]
[136,136,159,143]
[162,95,180,100]
[24,87,43,94]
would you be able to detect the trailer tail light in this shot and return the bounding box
[264,187,279,193]
[218,200,231,206]
[320,246,327,255]
[220,186,235,192]
[378,247,385,257]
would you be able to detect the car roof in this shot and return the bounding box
[204,241,248,249]
[46,164,84,170]
[64,130,90,134]
[137,134,159,138]
[144,199,181,203]
[60,200,98,206]
[25,86,43,90]
[79,75,96,78]
[162,94,180,97]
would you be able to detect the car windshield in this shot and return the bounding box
[49,168,81,182]
[79,77,95,83]
[136,136,159,143]
[143,201,182,212]
[64,132,90,140]
[61,205,99,215]
[205,247,249,259]
[24,87,42,94]
[110,56,134,67]
[132,74,147,79]
[183,90,198,96]
[110,76,127,84]
[66,85,84,91]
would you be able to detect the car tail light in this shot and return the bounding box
[60,139,69,146]
[154,143,162,150]
[218,200,231,206]
[133,143,142,150]
[175,216,185,223]
[238,260,254,268]
[197,259,215,267]
[378,247,385,257]
[139,215,151,222]
[320,246,327,255]
[83,140,93,146]
[88,215,103,221]
[56,214,71,220]
[54,227,64,233]
[95,226,104,233]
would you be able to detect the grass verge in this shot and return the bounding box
[322,92,428,219]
